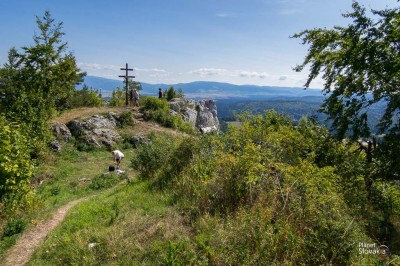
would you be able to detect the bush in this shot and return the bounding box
[118,111,135,128]
[141,96,169,112]
[0,116,34,216]
[67,85,104,108]
[131,134,179,182]
[109,87,126,107]
[140,97,195,134]
[2,218,26,238]
[131,111,397,264]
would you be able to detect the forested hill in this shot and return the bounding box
[80,76,387,132]
[78,76,323,100]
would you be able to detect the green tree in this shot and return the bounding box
[164,86,184,101]
[293,1,399,139]
[293,2,400,188]
[128,80,142,91]
[109,87,126,106]
[67,84,104,108]
[0,11,85,146]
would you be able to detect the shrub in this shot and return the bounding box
[118,111,135,128]
[140,97,195,134]
[109,87,126,107]
[0,116,34,216]
[141,96,169,112]
[67,85,104,108]
[131,134,179,181]
[131,110,399,263]
[2,218,26,238]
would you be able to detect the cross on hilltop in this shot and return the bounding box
[118,63,135,106]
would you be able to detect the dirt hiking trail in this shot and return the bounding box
[3,199,83,266]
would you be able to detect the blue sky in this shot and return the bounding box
[0,0,398,88]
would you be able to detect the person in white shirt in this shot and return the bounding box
[111,150,124,169]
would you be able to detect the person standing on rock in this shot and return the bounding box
[133,88,139,107]
[111,150,124,169]
[158,88,163,99]
[129,88,134,107]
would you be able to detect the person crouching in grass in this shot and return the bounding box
[111,150,124,170]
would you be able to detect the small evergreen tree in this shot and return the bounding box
[109,87,126,106]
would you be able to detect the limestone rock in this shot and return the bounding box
[196,100,219,132]
[169,101,181,113]
[50,122,72,142]
[181,107,197,125]
[168,98,219,133]
[169,109,179,116]
[200,126,219,134]
[66,114,121,150]
[49,140,62,152]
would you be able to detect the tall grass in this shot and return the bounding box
[29,181,189,265]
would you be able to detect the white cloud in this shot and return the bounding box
[190,68,273,80]
[278,75,288,80]
[77,62,120,71]
[190,68,229,76]
[133,67,167,73]
[239,71,269,79]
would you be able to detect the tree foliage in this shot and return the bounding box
[139,96,194,133]
[163,86,184,101]
[293,1,400,139]
[67,84,104,108]
[0,116,34,215]
[109,87,126,107]
[0,11,85,144]
[128,80,142,91]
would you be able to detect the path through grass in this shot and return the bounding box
[28,180,189,265]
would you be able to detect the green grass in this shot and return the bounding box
[29,180,190,265]
[32,143,136,212]
[0,106,193,263]
[0,142,136,260]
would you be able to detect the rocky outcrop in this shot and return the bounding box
[196,100,219,131]
[49,122,73,152]
[66,113,121,149]
[181,107,197,124]
[169,98,196,113]
[48,140,62,152]
[168,98,219,133]
[51,122,72,142]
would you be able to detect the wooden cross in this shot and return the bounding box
[118,63,135,106]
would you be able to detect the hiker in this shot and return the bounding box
[129,88,134,106]
[158,88,163,99]
[111,150,124,169]
[133,88,139,107]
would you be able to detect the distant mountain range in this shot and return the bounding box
[77,76,386,133]
[77,76,325,101]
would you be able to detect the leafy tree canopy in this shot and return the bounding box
[293,1,400,139]
[0,11,85,143]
